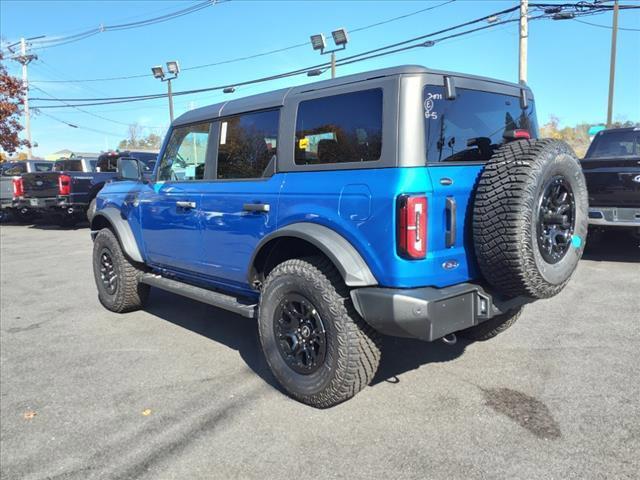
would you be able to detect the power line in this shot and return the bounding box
[35,110,124,137]
[573,18,640,31]
[30,84,164,129]
[30,3,631,110]
[28,0,457,84]
[26,8,530,108]
[2,1,229,53]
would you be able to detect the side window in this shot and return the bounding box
[2,163,26,176]
[96,156,118,172]
[217,109,279,180]
[158,122,211,181]
[295,89,383,165]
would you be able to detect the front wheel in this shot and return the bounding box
[258,256,381,408]
[92,228,149,313]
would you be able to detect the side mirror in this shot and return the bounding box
[117,157,143,181]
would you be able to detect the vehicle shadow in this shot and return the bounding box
[583,230,640,263]
[144,289,468,393]
[27,219,90,231]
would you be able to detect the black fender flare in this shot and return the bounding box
[90,207,144,263]
[249,222,378,287]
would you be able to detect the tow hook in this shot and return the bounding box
[67,207,74,214]
[442,333,457,345]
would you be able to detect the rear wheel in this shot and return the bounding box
[92,228,149,313]
[258,256,381,408]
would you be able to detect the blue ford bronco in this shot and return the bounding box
[91,66,588,407]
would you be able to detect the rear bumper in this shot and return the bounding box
[15,197,84,215]
[588,207,640,227]
[350,283,528,342]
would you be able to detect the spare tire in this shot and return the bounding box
[473,139,588,299]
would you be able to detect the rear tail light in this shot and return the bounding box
[12,177,24,198]
[503,129,531,141]
[397,194,427,259]
[58,174,71,195]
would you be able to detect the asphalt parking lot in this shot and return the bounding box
[1,222,639,480]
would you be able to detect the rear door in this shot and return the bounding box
[422,83,538,279]
[197,109,283,291]
[139,121,211,272]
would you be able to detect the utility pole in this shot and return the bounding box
[606,0,619,128]
[11,38,38,157]
[519,0,528,85]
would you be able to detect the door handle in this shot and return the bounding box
[445,196,456,248]
[243,203,270,213]
[176,200,196,209]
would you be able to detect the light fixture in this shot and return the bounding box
[331,28,349,47]
[151,65,165,79]
[310,33,326,51]
[552,11,575,20]
[223,86,236,94]
[166,60,180,75]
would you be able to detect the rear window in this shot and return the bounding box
[34,162,53,172]
[295,89,383,165]
[586,130,639,158]
[54,159,83,172]
[424,86,538,163]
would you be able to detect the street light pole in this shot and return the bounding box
[167,78,174,123]
[331,52,336,79]
[309,29,348,79]
[606,0,619,128]
[151,61,179,124]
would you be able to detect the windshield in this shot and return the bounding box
[424,86,538,163]
[586,130,640,158]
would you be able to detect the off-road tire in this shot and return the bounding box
[458,307,524,341]
[258,256,381,408]
[473,139,588,299]
[87,198,97,223]
[92,228,149,313]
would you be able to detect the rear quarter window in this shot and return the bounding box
[295,88,383,165]
[424,86,538,163]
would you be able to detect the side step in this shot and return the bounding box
[140,274,257,318]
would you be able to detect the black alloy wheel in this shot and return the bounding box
[99,248,118,295]
[274,293,327,375]
[536,175,576,264]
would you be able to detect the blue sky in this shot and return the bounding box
[1,0,639,157]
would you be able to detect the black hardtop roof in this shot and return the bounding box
[597,127,640,134]
[173,64,530,127]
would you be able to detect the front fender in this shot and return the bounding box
[90,207,144,263]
